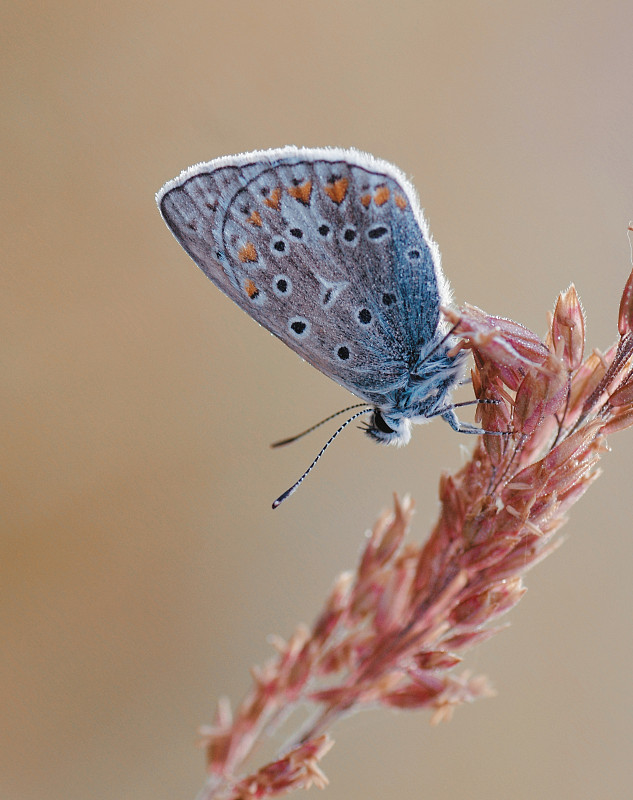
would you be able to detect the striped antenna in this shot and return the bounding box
[272,407,373,509]
[271,403,370,448]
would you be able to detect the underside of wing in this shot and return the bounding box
[157,147,449,407]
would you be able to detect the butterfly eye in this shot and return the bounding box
[408,249,421,259]
[373,409,396,435]
[382,292,397,306]
[336,345,350,361]
[289,227,303,239]
[357,308,372,325]
[318,224,330,236]
[271,237,287,254]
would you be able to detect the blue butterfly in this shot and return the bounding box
[157,147,485,506]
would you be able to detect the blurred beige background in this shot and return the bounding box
[3,2,633,799]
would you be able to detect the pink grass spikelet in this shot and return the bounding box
[196,270,633,800]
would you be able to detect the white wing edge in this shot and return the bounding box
[155,145,452,309]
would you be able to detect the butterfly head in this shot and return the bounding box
[364,409,413,446]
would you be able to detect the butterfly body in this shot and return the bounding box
[157,147,467,447]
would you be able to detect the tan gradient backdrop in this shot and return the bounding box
[3,2,633,799]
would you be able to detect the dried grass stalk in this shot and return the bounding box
[197,270,633,800]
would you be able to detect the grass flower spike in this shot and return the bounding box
[197,269,633,800]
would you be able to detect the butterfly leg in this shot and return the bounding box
[440,408,507,436]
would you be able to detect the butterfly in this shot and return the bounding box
[157,147,485,506]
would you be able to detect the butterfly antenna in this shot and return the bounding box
[272,408,373,509]
[271,403,371,448]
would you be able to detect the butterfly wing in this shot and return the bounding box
[157,147,450,407]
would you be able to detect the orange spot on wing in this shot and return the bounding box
[247,210,262,226]
[360,193,372,208]
[244,279,259,299]
[395,194,407,210]
[238,242,258,263]
[287,180,312,205]
[374,185,390,206]
[324,177,348,204]
[264,187,282,210]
